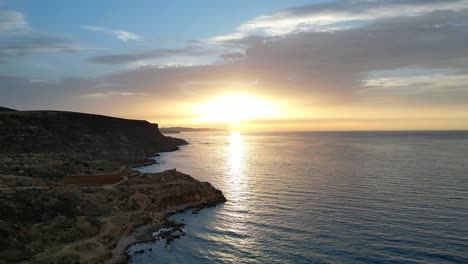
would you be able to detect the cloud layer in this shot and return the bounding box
[88,45,216,65]
[78,7,468,104]
[81,25,141,42]
[0,10,80,62]
[210,0,468,41]
[0,10,28,32]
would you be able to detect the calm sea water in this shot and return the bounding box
[130,131,468,263]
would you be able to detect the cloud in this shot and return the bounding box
[87,45,219,65]
[82,91,149,97]
[93,8,468,104]
[363,72,468,92]
[89,1,468,66]
[220,52,245,62]
[209,0,468,42]
[0,33,79,56]
[81,25,141,42]
[0,10,81,62]
[0,10,28,32]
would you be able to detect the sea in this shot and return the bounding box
[129,131,468,263]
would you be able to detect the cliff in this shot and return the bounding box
[0,110,187,160]
[0,109,226,263]
[0,110,187,178]
[0,107,17,112]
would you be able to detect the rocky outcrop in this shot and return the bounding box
[0,169,226,263]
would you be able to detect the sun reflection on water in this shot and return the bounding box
[226,131,247,202]
[223,131,252,240]
[228,131,243,177]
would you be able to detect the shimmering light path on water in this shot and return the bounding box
[131,131,468,263]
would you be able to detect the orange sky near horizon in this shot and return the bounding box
[110,92,468,132]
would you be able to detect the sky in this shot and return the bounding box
[1,0,468,131]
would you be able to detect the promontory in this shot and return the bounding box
[0,109,226,263]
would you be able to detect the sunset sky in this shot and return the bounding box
[1,0,468,131]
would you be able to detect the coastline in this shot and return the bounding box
[0,110,226,263]
[122,195,226,263]
[116,161,228,264]
[0,157,226,264]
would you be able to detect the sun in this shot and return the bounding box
[193,94,279,124]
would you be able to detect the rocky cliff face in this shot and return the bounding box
[0,110,187,159]
[0,110,188,178]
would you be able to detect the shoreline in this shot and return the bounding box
[122,199,225,263]
[0,165,226,263]
[0,110,226,263]
[117,159,227,264]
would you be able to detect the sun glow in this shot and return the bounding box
[193,94,280,124]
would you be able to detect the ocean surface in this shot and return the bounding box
[129,131,468,263]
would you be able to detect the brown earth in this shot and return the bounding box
[63,174,125,185]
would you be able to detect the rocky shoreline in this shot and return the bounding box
[125,201,221,262]
[0,109,226,263]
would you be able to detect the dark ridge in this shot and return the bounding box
[0,110,187,157]
[0,106,17,112]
